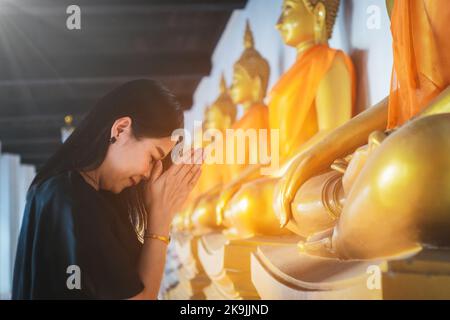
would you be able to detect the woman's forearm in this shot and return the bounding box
[131,219,171,300]
[136,237,169,299]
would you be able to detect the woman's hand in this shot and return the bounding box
[144,148,203,235]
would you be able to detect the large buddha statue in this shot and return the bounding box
[216,0,356,239]
[186,21,272,234]
[227,20,271,179]
[275,0,450,260]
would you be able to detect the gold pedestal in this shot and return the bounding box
[197,232,303,300]
[251,244,450,300]
[166,232,211,300]
[251,242,382,299]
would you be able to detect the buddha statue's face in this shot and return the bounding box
[229,64,254,105]
[276,0,315,47]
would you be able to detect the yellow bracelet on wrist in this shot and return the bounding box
[144,231,171,245]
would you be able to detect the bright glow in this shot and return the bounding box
[377,164,398,189]
[237,198,249,212]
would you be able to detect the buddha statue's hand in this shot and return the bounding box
[276,151,329,228]
[276,106,391,228]
[276,142,352,228]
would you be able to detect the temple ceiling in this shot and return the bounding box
[0,0,247,167]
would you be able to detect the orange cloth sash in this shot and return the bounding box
[268,44,355,161]
[388,0,450,128]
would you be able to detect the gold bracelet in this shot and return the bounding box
[144,231,171,245]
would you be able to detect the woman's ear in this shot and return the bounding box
[111,116,132,141]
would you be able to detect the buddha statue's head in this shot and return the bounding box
[276,0,340,48]
[203,74,237,132]
[229,20,270,110]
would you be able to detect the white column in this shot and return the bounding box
[0,152,35,300]
[0,154,20,299]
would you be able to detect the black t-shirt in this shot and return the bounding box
[12,170,144,299]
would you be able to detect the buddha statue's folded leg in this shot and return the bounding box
[333,113,450,260]
[329,86,450,257]
[187,184,223,232]
[290,170,345,238]
[285,88,450,258]
[276,97,389,227]
[289,132,387,256]
[189,187,224,234]
[216,164,264,226]
[222,176,293,239]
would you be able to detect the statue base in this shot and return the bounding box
[251,243,450,299]
[164,232,211,300]
[251,242,381,299]
[197,232,303,300]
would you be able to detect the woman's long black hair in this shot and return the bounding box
[30,79,184,241]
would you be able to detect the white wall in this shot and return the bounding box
[184,0,393,133]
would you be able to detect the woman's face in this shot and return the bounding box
[102,117,177,193]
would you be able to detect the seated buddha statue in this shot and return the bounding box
[275,0,450,259]
[216,0,356,239]
[172,75,237,233]
[185,20,272,234]
[195,74,237,195]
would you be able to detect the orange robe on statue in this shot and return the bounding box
[268,44,355,162]
[387,0,450,129]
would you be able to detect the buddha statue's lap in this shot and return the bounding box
[218,0,355,238]
[335,110,450,259]
[278,0,450,260]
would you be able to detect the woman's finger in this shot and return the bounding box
[175,148,203,181]
[180,164,201,188]
[188,167,202,187]
[149,160,163,183]
[171,148,196,176]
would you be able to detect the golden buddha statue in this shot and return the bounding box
[227,20,271,179]
[196,74,237,193]
[185,20,272,235]
[275,0,450,260]
[173,74,237,233]
[216,0,356,239]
